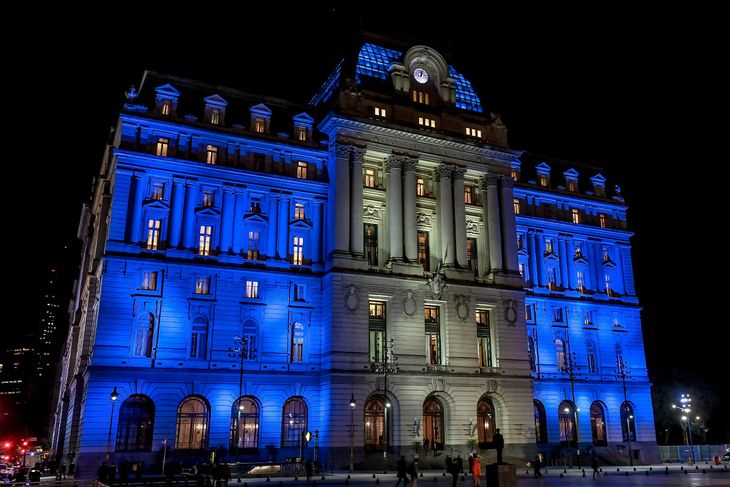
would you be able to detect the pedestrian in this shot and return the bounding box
[471,456,481,487]
[456,455,463,474]
[423,438,429,456]
[591,455,600,480]
[532,455,542,479]
[305,459,313,483]
[408,459,419,487]
[97,462,108,483]
[396,456,408,487]
[61,463,67,479]
[467,454,474,476]
[445,455,452,474]
[449,458,458,487]
[493,428,504,464]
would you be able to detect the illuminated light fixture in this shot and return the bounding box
[350,394,356,409]
[110,386,119,401]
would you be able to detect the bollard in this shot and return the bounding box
[375,479,380,485]
[345,480,349,485]
[433,477,438,483]
[625,472,629,476]
[616,468,620,472]
[645,471,649,476]
[559,473,563,478]
[564,469,567,474]
[372,474,376,479]
[266,477,271,482]
[582,472,586,478]
[649,467,652,471]
[684,470,688,475]
[420,472,424,478]
[633,467,636,471]
[347,475,351,480]
[665,467,669,474]
[442,472,446,477]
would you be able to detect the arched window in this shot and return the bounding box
[133,312,155,357]
[620,401,636,442]
[534,400,548,444]
[527,336,537,372]
[558,400,577,446]
[175,396,209,450]
[230,396,260,450]
[586,340,598,374]
[115,395,154,452]
[555,339,567,372]
[189,316,209,359]
[364,396,385,448]
[423,397,444,451]
[590,401,607,446]
[477,396,495,448]
[282,397,307,447]
[290,323,304,362]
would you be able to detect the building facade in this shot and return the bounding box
[50,38,656,472]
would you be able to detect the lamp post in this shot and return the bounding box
[105,386,120,462]
[229,335,251,451]
[349,394,356,473]
[374,338,398,463]
[615,356,633,466]
[672,394,696,465]
[565,348,582,467]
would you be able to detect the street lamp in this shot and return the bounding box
[615,357,633,466]
[229,335,251,451]
[565,348,582,467]
[106,386,120,462]
[349,394,356,473]
[672,393,696,465]
[373,338,398,464]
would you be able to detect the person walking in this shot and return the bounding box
[449,458,458,487]
[532,455,543,479]
[408,459,419,487]
[493,428,505,464]
[305,459,313,483]
[456,455,463,474]
[395,456,408,487]
[471,455,481,487]
[467,454,474,476]
[590,454,600,480]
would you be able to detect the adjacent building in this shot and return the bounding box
[50,36,657,472]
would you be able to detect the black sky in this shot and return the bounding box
[10,6,725,440]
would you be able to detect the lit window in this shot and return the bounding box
[151,183,165,201]
[417,178,425,196]
[202,190,215,208]
[513,198,521,214]
[547,268,558,289]
[418,117,436,128]
[571,209,581,224]
[577,271,586,293]
[189,317,208,359]
[206,145,218,165]
[374,107,387,118]
[605,274,612,295]
[418,231,430,271]
[296,161,308,179]
[602,248,610,262]
[517,234,524,250]
[574,245,583,258]
[156,138,169,157]
[364,224,378,266]
[133,313,155,357]
[290,323,305,363]
[412,90,430,104]
[364,168,376,188]
[464,186,474,204]
[210,109,220,125]
[424,305,439,324]
[583,311,593,325]
[254,118,265,133]
[369,301,386,320]
[247,231,260,260]
[545,238,553,254]
[246,281,259,299]
[511,170,519,181]
[195,277,211,295]
[249,198,261,214]
[538,174,548,187]
[424,305,440,365]
[567,180,577,192]
[142,271,158,291]
[297,127,307,141]
[198,225,212,256]
[525,303,534,322]
[599,214,607,228]
[294,202,305,220]
[555,339,567,371]
[476,309,492,367]
[146,219,162,250]
[161,99,172,116]
[292,236,304,265]
[465,127,482,138]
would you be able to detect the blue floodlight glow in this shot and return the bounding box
[448,66,484,112]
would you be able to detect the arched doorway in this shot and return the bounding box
[620,401,636,442]
[230,396,260,452]
[476,396,495,448]
[534,400,547,444]
[590,401,607,446]
[558,400,577,447]
[423,396,445,452]
[364,395,386,449]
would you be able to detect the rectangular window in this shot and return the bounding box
[525,303,534,322]
[290,324,304,362]
[418,231,430,271]
[466,237,478,273]
[202,189,215,208]
[465,127,482,138]
[476,309,492,367]
[587,353,597,374]
[545,238,553,254]
[198,225,212,256]
[210,109,220,125]
[249,197,262,214]
[464,186,474,204]
[293,284,306,302]
[247,231,260,260]
[364,224,378,266]
[519,263,526,281]
[538,174,549,187]
[553,307,564,322]
[364,168,376,188]
[297,127,307,141]
[292,236,304,265]
[156,137,169,157]
[294,202,306,220]
[151,182,165,201]
[195,276,211,295]
[567,180,577,192]
[574,245,583,258]
[571,208,581,224]
[418,116,436,128]
[583,311,593,325]
[190,323,208,359]
[577,271,586,293]
[602,247,610,262]
[368,300,389,365]
[296,161,309,179]
[412,90,430,105]
[547,268,558,289]
[161,99,171,115]
[416,178,425,196]
[511,170,519,181]
[246,280,259,299]
[517,233,524,250]
[142,271,158,291]
[146,219,162,250]
[605,274,613,295]
[254,117,265,133]
[424,304,442,364]
[595,185,605,197]
[206,145,218,165]
[424,305,439,324]
[513,198,521,214]
[374,106,387,117]
[599,214,607,228]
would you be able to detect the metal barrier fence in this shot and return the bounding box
[659,444,729,463]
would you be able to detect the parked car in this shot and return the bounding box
[0,464,14,477]
[722,451,730,462]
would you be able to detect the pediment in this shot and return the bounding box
[155,83,180,97]
[204,94,228,108]
[563,168,579,178]
[518,248,529,257]
[544,252,560,262]
[195,207,221,217]
[143,200,170,211]
[250,103,272,117]
[535,162,551,174]
[573,255,589,265]
[591,173,606,185]
[243,213,268,224]
[290,219,313,229]
[293,112,314,126]
[601,259,616,268]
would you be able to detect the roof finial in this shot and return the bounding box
[125,84,138,100]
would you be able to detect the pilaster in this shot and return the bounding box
[452,167,467,268]
[437,164,455,265]
[402,156,418,263]
[350,146,366,256]
[169,178,185,248]
[386,155,404,261]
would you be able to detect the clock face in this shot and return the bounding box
[413,68,429,84]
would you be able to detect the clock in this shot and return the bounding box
[413,67,429,84]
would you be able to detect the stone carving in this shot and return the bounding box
[332,144,351,158]
[350,146,366,162]
[427,262,447,300]
[385,154,403,172]
[485,379,500,393]
[125,85,138,100]
[466,219,479,235]
[455,294,470,321]
[500,174,515,189]
[416,213,431,226]
[363,205,380,219]
[435,164,453,181]
[503,299,518,325]
[403,289,417,317]
[343,285,360,312]
[481,173,500,188]
[401,156,418,172]
[452,167,467,181]
[490,112,506,128]
[429,378,448,392]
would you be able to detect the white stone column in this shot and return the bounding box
[499,175,520,273]
[480,192,492,275]
[129,173,146,243]
[312,201,323,263]
[590,243,602,292]
[386,155,403,261]
[566,238,577,289]
[402,157,418,263]
[277,197,289,260]
[350,146,366,256]
[452,167,467,268]
[482,174,503,271]
[559,238,570,289]
[181,181,198,249]
[330,144,351,254]
[527,232,538,286]
[169,178,185,248]
[437,165,455,265]
[220,187,235,254]
[535,233,545,287]
[266,195,278,258]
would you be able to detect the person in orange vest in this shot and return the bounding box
[471,455,481,487]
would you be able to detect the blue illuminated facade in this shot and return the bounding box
[51,39,656,474]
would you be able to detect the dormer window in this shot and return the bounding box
[594,185,605,197]
[374,107,387,118]
[254,118,265,134]
[297,161,309,180]
[538,174,549,187]
[210,109,220,125]
[567,180,578,192]
[571,209,581,224]
[292,112,314,143]
[599,214,607,228]
[296,127,308,141]
[161,99,172,116]
[465,127,482,138]
[155,84,180,116]
[206,145,218,165]
[418,116,436,128]
[412,90,430,105]
[591,173,606,197]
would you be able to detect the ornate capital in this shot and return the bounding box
[331,143,351,159]
[401,155,418,173]
[500,174,515,189]
[481,173,500,189]
[350,146,366,163]
[452,167,467,181]
[385,154,403,173]
[435,164,453,182]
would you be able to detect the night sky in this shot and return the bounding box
[10,6,725,441]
